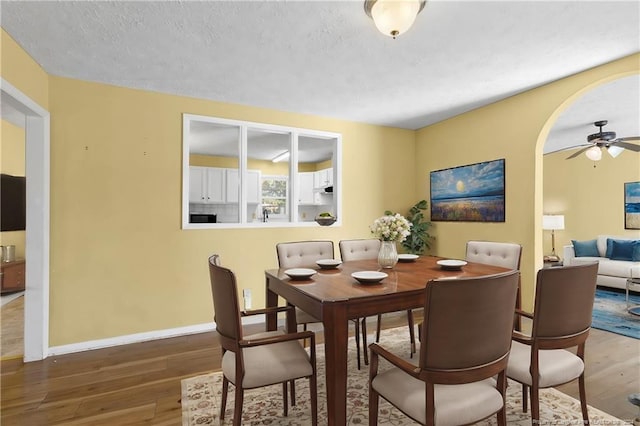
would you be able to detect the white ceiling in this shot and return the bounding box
[1,1,639,154]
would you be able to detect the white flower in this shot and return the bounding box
[370,213,412,242]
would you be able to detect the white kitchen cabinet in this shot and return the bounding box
[190,166,225,203]
[226,169,261,204]
[314,167,333,189]
[298,172,315,204]
[247,170,261,204]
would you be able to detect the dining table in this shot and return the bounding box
[264,255,512,425]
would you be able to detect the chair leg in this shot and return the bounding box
[531,384,540,426]
[579,373,589,424]
[369,389,379,425]
[375,313,382,342]
[221,376,229,420]
[290,379,296,406]
[522,383,528,413]
[361,317,369,366]
[354,318,361,370]
[233,385,244,426]
[406,309,415,357]
[282,381,288,416]
[309,375,318,426]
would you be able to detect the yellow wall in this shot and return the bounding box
[47,76,416,345]
[0,29,49,110]
[0,120,26,258]
[415,54,640,310]
[544,149,640,250]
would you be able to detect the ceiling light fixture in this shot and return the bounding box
[364,0,426,39]
[271,151,290,163]
[585,145,602,161]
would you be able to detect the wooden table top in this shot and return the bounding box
[265,255,511,304]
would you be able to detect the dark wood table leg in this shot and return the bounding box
[322,302,348,425]
[265,276,278,331]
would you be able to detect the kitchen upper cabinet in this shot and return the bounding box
[314,167,333,189]
[226,169,262,204]
[298,172,315,204]
[190,166,225,203]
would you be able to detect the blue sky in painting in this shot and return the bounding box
[431,159,504,200]
[626,182,640,204]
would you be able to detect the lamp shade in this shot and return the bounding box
[585,146,602,161]
[365,0,425,38]
[542,215,565,230]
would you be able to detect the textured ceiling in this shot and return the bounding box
[1,1,639,154]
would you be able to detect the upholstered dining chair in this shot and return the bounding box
[466,240,523,329]
[338,238,417,363]
[369,270,520,425]
[208,254,318,426]
[276,240,367,369]
[507,262,599,425]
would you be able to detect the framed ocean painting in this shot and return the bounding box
[624,181,640,230]
[430,159,505,222]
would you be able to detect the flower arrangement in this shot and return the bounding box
[370,213,412,242]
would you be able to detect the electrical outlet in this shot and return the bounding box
[243,289,252,310]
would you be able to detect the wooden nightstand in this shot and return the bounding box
[1,259,26,294]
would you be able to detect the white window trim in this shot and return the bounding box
[182,114,342,229]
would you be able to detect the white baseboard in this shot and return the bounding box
[48,314,266,357]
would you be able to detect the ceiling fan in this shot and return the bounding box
[566,120,640,161]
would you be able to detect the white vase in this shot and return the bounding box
[378,240,398,269]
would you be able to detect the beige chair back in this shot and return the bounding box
[465,240,522,270]
[339,239,381,261]
[420,270,520,372]
[208,254,243,345]
[276,240,334,268]
[532,262,598,340]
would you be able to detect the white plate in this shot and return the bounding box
[351,271,388,284]
[316,259,342,269]
[284,268,316,280]
[398,254,419,262]
[437,259,468,270]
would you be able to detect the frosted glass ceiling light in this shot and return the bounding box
[607,145,624,158]
[364,0,426,39]
[585,146,602,161]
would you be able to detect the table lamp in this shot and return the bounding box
[543,214,565,262]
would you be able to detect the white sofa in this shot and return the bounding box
[563,235,640,290]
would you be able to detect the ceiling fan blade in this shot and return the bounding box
[612,141,640,152]
[617,136,640,142]
[566,146,591,159]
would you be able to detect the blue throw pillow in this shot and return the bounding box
[610,240,640,261]
[605,238,621,258]
[572,239,599,257]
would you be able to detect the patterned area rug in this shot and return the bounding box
[592,288,640,339]
[181,327,629,425]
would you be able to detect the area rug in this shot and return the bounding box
[592,287,640,339]
[181,327,629,425]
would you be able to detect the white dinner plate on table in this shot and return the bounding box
[398,254,419,262]
[285,268,316,280]
[351,271,388,284]
[316,259,342,269]
[437,259,468,271]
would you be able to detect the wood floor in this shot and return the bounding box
[1,295,24,359]
[1,315,639,425]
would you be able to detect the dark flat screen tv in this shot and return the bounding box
[1,174,26,231]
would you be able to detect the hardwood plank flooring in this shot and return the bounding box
[1,315,638,425]
[1,295,24,359]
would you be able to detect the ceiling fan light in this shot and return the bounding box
[585,146,602,161]
[365,0,424,38]
[607,145,624,158]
